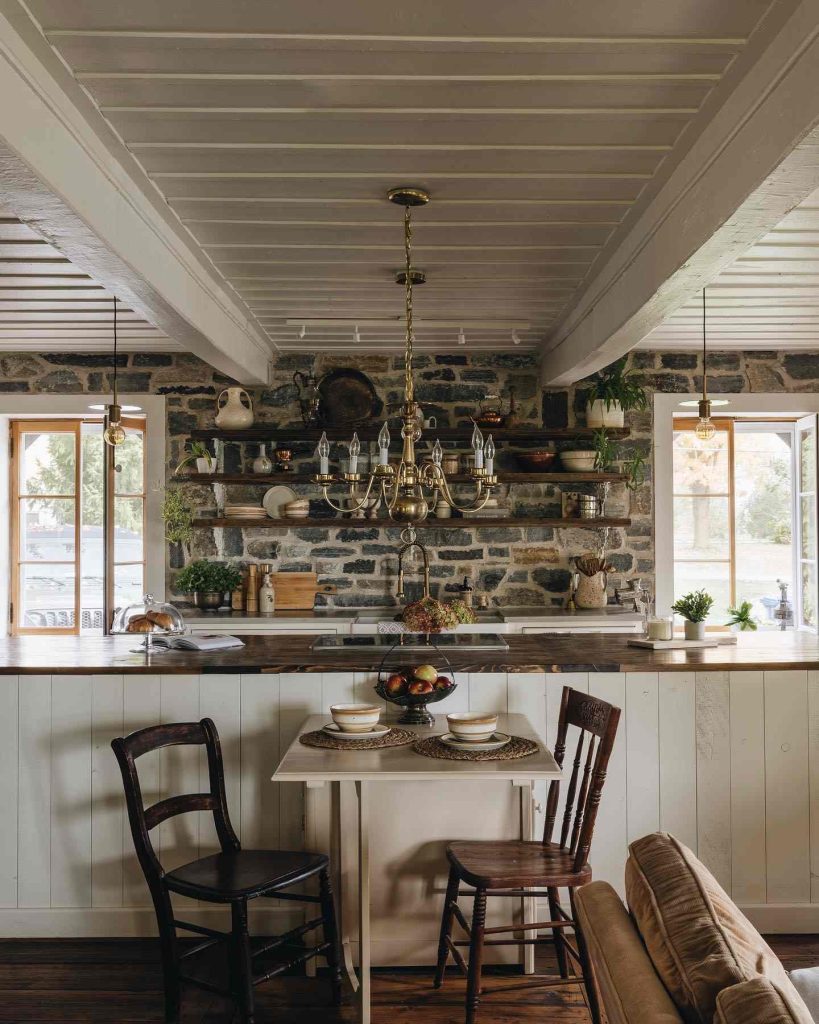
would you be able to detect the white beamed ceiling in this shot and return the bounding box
[18,0,779,354]
[643,183,819,350]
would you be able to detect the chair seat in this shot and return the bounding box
[165,849,329,902]
[447,841,591,889]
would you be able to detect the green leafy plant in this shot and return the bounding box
[161,490,195,546]
[587,358,648,412]
[176,560,242,595]
[624,451,647,491]
[672,589,714,623]
[726,600,758,631]
[175,440,214,475]
[592,429,647,491]
[592,428,615,471]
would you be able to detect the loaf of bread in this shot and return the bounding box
[126,615,154,633]
[146,610,174,630]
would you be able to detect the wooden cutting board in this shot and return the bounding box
[269,572,336,610]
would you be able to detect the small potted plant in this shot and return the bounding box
[672,589,714,640]
[175,560,242,610]
[175,440,215,475]
[726,600,758,632]
[586,358,648,428]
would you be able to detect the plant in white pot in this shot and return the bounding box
[585,359,648,429]
[175,440,215,475]
[672,589,714,640]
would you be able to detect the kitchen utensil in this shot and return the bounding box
[317,368,383,426]
[474,394,505,428]
[439,731,511,752]
[578,494,603,519]
[321,723,391,741]
[560,450,597,472]
[516,450,557,472]
[263,485,297,518]
[215,387,254,429]
[446,711,498,743]
[292,371,321,426]
[330,703,382,733]
[267,571,335,609]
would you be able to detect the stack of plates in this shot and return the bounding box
[224,504,263,519]
[284,498,310,519]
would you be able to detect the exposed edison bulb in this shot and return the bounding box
[695,417,716,442]
[103,419,126,447]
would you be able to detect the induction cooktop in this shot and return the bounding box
[311,633,509,652]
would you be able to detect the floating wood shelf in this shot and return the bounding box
[193,516,631,530]
[175,471,627,485]
[190,426,629,444]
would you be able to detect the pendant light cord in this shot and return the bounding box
[112,295,118,407]
[702,288,707,402]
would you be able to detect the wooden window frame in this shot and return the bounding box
[104,416,147,631]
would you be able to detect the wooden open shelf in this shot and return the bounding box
[175,471,626,485]
[190,426,629,444]
[193,516,631,530]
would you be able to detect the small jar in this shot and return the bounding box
[646,616,673,641]
[259,573,276,614]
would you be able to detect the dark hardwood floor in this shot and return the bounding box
[0,936,815,1023]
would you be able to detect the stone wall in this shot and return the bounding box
[0,346,811,608]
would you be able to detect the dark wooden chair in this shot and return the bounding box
[112,717,342,1024]
[433,686,621,1024]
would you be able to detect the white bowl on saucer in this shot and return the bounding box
[323,722,390,741]
[330,703,382,734]
[440,731,510,752]
[446,711,499,744]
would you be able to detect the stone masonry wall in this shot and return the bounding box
[0,347,812,608]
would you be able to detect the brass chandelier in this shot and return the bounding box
[312,186,496,526]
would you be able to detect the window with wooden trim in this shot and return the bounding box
[10,417,146,635]
[673,418,796,630]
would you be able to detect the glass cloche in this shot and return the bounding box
[112,594,186,650]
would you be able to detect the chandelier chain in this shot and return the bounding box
[404,206,414,404]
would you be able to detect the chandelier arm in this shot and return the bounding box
[317,472,377,513]
[426,466,493,514]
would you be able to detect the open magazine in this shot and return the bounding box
[151,634,245,652]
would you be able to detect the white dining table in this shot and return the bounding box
[271,712,561,1024]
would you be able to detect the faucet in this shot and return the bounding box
[396,538,431,601]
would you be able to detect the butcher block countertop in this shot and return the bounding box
[1,631,819,674]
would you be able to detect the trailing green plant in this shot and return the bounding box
[726,600,758,631]
[176,559,242,595]
[587,358,648,412]
[592,428,616,471]
[672,589,714,623]
[161,490,195,546]
[624,451,647,491]
[175,440,214,475]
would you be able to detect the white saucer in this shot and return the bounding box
[322,723,390,741]
[263,484,297,518]
[439,731,511,752]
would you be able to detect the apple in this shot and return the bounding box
[385,673,407,696]
[408,678,434,695]
[413,664,438,684]
[434,675,451,690]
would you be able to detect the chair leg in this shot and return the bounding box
[434,863,461,989]
[547,886,570,979]
[231,900,256,1024]
[465,888,487,1024]
[152,888,180,1024]
[570,888,602,1024]
[319,867,343,1006]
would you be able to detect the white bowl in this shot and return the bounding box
[330,703,382,734]
[446,711,499,743]
[560,449,598,472]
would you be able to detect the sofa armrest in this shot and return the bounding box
[789,968,819,1022]
[715,977,815,1024]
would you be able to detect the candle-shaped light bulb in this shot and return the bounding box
[349,431,360,474]
[317,430,330,475]
[471,422,484,469]
[378,421,390,466]
[485,434,495,476]
[432,439,443,466]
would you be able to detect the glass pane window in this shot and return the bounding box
[19,431,76,495]
[19,498,75,560]
[19,564,76,630]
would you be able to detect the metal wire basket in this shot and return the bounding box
[373,634,457,725]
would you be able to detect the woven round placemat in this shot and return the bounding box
[299,727,416,751]
[412,735,539,761]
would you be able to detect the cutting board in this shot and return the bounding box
[628,636,738,650]
[269,572,335,610]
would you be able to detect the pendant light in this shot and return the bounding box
[103,296,126,447]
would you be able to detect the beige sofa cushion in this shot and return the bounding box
[625,833,811,1024]
[574,880,683,1024]
[715,978,814,1024]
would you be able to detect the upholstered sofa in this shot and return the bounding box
[574,833,819,1024]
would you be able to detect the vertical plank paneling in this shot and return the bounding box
[122,674,161,907]
[50,675,93,908]
[810,670,819,903]
[587,674,627,893]
[18,675,51,908]
[658,672,697,850]
[765,670,810,904]
[729,672,766,905]
[0,677,18,907]
[468,673,508,714]
[279,674,322,850]
[240,674,280,850]
[356,671,386,717]
[626,673,660,845]
[91,674,124,907]
[321,672,356,711]
[696,671,731,892]
[198,675,241,856]
[508,673,548,839]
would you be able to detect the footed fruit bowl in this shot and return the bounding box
[374,662,456,725]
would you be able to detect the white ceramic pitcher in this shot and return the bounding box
[215,387,254,429]
[575,570,608,609]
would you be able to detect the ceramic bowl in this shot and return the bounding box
[516,450,557,472]
[330,703,382,734]
[560,449,598,472]
[446,711,499,743]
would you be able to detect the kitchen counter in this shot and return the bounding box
[1,630,818,673]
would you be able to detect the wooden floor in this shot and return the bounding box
[0,936,816,1023]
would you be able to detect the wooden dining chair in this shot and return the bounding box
[433,686,621,1024]
[112,717,342,1024]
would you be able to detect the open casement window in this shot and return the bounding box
[796,414,819,631]
[10,417,146,635]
